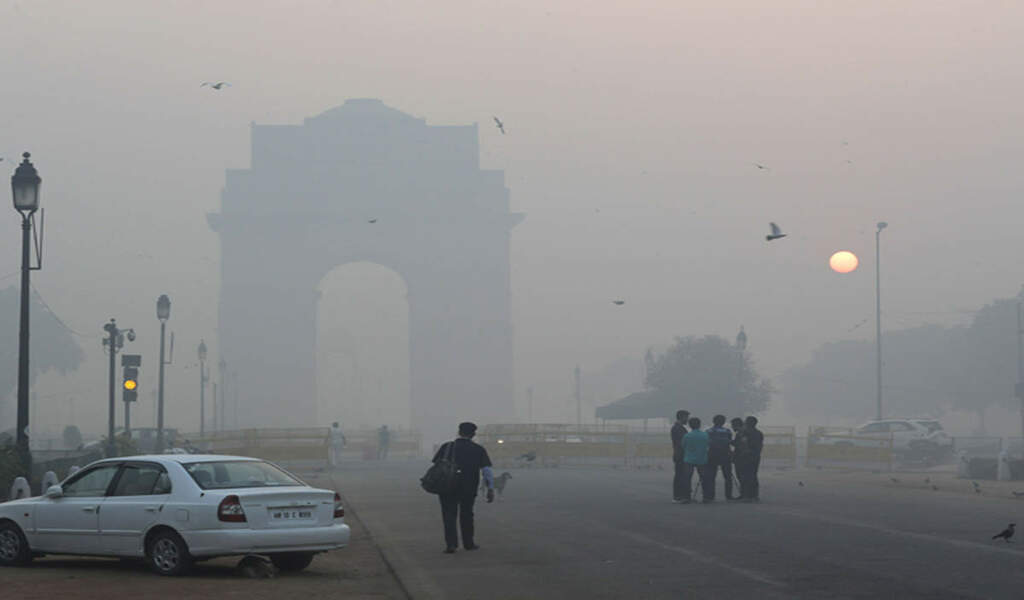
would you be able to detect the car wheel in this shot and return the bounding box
[269,552,315,572]
[0,522,32,567]
[147,530,192,576]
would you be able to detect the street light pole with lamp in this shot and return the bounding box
[875,221,888,421]
[198,340,208,436]
[156,295,174,452]
[102,319,135,457]
[11,152,43,474]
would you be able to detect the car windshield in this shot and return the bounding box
[183,460,303,490]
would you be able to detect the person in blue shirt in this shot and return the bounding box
[706,414,736,501]
[680,417,711,503]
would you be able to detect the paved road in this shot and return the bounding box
[334,462,1024,600]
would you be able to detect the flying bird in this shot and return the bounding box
[992,523,1015,542]
[753,163,770,171]
[368,218,377,224]
[612,300,625,306]
[766,222,787,242]
[201,81,231,90]
[493,116,505,134]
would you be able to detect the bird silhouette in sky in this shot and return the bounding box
[766,222,787,242]
[201,82,231,90]
[368,218,377,224]
[493,116,506,134]
[992,523,1015,542]
[612,300,625,306]
[753,163,770,171]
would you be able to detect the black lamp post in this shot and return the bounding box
[198,340,208,436]
[735,325,748,399]
[156,294,170,452]
[11,153,41,473]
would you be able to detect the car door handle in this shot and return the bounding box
[82,506,97,512]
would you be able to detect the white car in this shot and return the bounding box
[0,454,350,575]
[819,419,952,454]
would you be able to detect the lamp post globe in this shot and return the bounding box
[198,340,208,362]
[736,326,747,351]
[157,294,171,321]
[11,153,40,214]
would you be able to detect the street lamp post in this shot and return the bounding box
[875,221,888,421]
[11,152,41,473]
[218,358,226,431]
[156,295,171,453]
[198,340,208,436]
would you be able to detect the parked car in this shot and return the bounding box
[819,419,952,455]
[0,454,350,575]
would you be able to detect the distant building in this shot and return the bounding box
[209,99,521,440]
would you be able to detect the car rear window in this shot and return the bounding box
[183,460,303,490]
[915,420,943,433]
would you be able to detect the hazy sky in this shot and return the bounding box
[2,0,1023,435]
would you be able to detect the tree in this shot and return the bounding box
[645,335,772,419]
[0,286,84,425]
[780,325,963,423]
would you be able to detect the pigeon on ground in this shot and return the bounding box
[924,477,930,484]
[992,523,1015,543]
[493,116,505,134]
[201,81,231,90]
[798,481,804,487]
[612,300,625,306]
[517,451,537,462]
[931,485,939,491]
[890,478,901,483]
[237,555,277,578]
[973,481,981,488]
[766,222,787,241]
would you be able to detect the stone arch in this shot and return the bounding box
[209,99,521,443]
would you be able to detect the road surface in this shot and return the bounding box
[335,461,1024,599]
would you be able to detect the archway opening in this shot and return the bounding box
[316,262,410,431]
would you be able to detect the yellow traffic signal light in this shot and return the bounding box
[124,379,137,391]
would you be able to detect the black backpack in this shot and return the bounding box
[421,441,461,495]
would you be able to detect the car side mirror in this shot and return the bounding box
[45,485,63,499]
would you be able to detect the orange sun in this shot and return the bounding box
[829,251,859,274]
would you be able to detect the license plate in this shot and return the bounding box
[271,509,313,520]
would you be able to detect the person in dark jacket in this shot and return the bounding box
[705,414,735,501]
[736,416,764,501]
[432,422,495,553]
[729,417,747,499]
[670,410,690,502]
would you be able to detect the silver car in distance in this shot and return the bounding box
[0,454,350,575]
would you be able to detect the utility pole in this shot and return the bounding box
[1016,302,1024,440]
[218,358,226,432]
[875,221,888,421]
[574,365,581,429]
[156,295,172,453]
[212,382,218,431]
[527,386,534,424]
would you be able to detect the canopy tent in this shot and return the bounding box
[595,390,679,421]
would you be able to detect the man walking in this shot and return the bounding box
[670,409,690,502]
[706,415,735,501]
[730,417,747,499]
[327,422,346,469]
[681,417,711,504]
[433,422,495,553]
[743,416,765,501]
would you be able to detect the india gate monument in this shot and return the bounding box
[208,99,520,442]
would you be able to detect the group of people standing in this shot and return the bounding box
[670,410,764,504]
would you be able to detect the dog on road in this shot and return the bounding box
[480,472,513,496]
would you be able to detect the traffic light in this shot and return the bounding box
[122,354,141,403]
